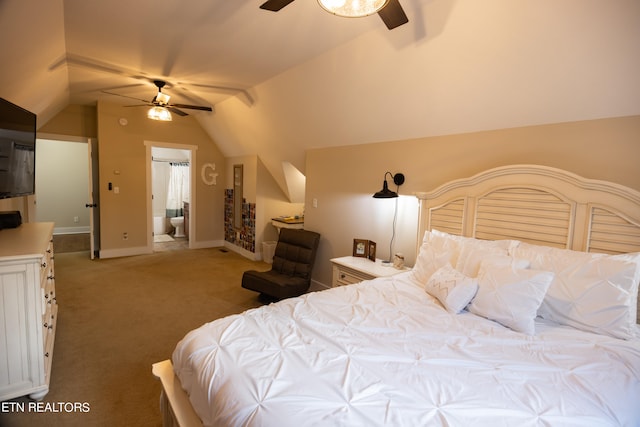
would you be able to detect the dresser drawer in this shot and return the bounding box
[331,256,410,288]
[337,268,372,286]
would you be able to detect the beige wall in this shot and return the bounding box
[0,197,32,221]
[225,155,304,258]
[256,158,305,246]
[38,105,98,139]
[97,101,225,255]
[0,104,97,222]
[305,115,640,288]
[208,1,640,200]
[35,139,89,232]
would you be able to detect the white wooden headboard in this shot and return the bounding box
[416,165,640,253]
[415,165,640,321]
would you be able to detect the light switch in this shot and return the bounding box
[114,186,120,194]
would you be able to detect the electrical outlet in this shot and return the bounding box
[122,232,128,240]
[73,216,79,223]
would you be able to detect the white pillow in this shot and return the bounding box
[430,229,517,251]
[468,262,554,335]
[410,231,458,285]
[611,252,640,324]
[454,247,532,278]
[455,244,507,277]
[430,229,519,276]
[425,263,478,313]
[512,243,640,339]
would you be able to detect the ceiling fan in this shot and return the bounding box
[260,0,408,30]
[103,80,213,117]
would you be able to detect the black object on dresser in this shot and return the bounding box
[0,210,22,229]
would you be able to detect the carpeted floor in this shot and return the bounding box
[0,248,269,427]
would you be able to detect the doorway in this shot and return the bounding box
[145,141,197,252]
[34,137,98,257]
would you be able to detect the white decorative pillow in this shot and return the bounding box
[468,262,554,335]
[425,264,478,313]
[512,243,640,339]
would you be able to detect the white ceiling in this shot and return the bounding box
[2,0,638,196]
[1,0,403,123]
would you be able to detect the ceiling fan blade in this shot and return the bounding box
[167,107,189,117]
[260,0,295,12]
[171,104,213,112]
[102,90,150,104]
[378,0,408,30]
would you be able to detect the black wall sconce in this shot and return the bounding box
[373,172,405,198]
[373,171,405,264]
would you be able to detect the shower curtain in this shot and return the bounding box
[166,162,190,218]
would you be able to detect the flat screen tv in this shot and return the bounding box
[0,97,36,199]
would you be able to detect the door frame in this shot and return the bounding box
[144,141,197,252]
[87,138,100,259]
[36,133,98,259]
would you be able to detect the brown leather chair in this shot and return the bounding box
[242,228,321,300]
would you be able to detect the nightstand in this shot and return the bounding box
[330,256,410,287]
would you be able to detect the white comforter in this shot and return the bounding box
[172,272,640,427]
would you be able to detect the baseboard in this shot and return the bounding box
[99,246,152,259]
[223,241,261,261]
[54,226,90,235]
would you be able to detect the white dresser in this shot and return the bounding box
[331,256,410,287]
[0,222,57,401]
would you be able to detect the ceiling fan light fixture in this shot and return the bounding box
[155,92,170,105]
[147,106,172,121]
[318,0,389,17]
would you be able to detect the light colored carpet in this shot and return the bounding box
[0,248,269,427]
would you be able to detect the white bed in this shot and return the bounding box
[153,165,640,427]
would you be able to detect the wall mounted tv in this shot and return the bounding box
[0,97,36,199]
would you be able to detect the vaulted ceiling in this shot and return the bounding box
[1,0,397,124]
[2,0,639,195]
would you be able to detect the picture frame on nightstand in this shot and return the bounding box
[353,239,376,261]
[353,239,368,257]
[367,241,376,261]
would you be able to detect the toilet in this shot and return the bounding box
[169,216,185,238]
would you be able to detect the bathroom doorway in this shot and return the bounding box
[145,141,197,252]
